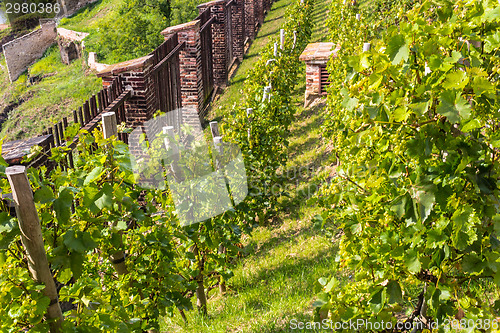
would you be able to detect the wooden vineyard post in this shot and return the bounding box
[209,121,220,138]
[247,108,253,142]
[6,166,63,332]
[210,124,228,295]
[102,112,118,139]
[163,126,183,182]
[280,29,285,50]
[102,112,128,275]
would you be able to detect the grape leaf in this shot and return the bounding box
[443,71,468,90]
[53,188,73,224]
[405,250,421,274]
[84,166,104,185]
[95,183,114,210]
[34,186,54,204]
[386,35,409,65]
[387,280,402,304]
[437,90,471,123]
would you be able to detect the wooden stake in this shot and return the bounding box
[213,136,223,154]
[6,166,63,332]
[102,112,118,139]
[280,29,285,50]
[209,121,220,139]
[262,86,272,102]
[246,108,253,141]
[101,112,128,275]
[163,126,183,182]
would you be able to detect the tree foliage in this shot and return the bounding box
[85,0,208,64]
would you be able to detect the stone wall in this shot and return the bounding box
[2,20,57,82]
[57,28,89,65]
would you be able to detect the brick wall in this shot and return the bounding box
[305,63,321,95]
[162,21,204,115]
[198,0,228,87]
[244,0,256,40]
[98,0,270,129]
[2,20,57,82]
[255,0,264,26]
[97,55,157,128]
[229,0,245,62]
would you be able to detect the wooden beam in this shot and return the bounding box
[6,166,63,332]
[151,42,186,75]
[200,15,216,32]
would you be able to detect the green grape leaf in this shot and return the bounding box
[483,6,500,22]
[34,186,55,204]
[63,229,96,254]
[70,252,84,280]
[462,253,483,274]
[53,188,73,224]
[484,31,500,53]
[451,207,478,251]
[405,250,421,274]
[84,166,104,185]
[393,107,409,122]
[95,183,114,210]
[386,35,409,65]
[369,288,386,313]
[442,71,469,90]
[409,101,429,117]
[437,90,471,123]
[414,185,435,222]
[471,76,494,96]
[461,119,482,132]
[390,196,407,219]
[312,292,330,308]
[324,277,338,293]
[114,220,128,231]
[386,280,402,304]
[57,268,72,284]
[494,271,500,287]
[0,212,19,249]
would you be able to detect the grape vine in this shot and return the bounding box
[313,0,500,329]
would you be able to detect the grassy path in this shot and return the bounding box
[163,0,334,331]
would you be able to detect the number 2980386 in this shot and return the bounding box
[5,1,61,15]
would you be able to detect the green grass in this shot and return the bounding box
[0,26,11,41]
[162,0,333,331]
[58,0,122,33]
[0,45,102,141]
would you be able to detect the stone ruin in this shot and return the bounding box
[57,28,88,65]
